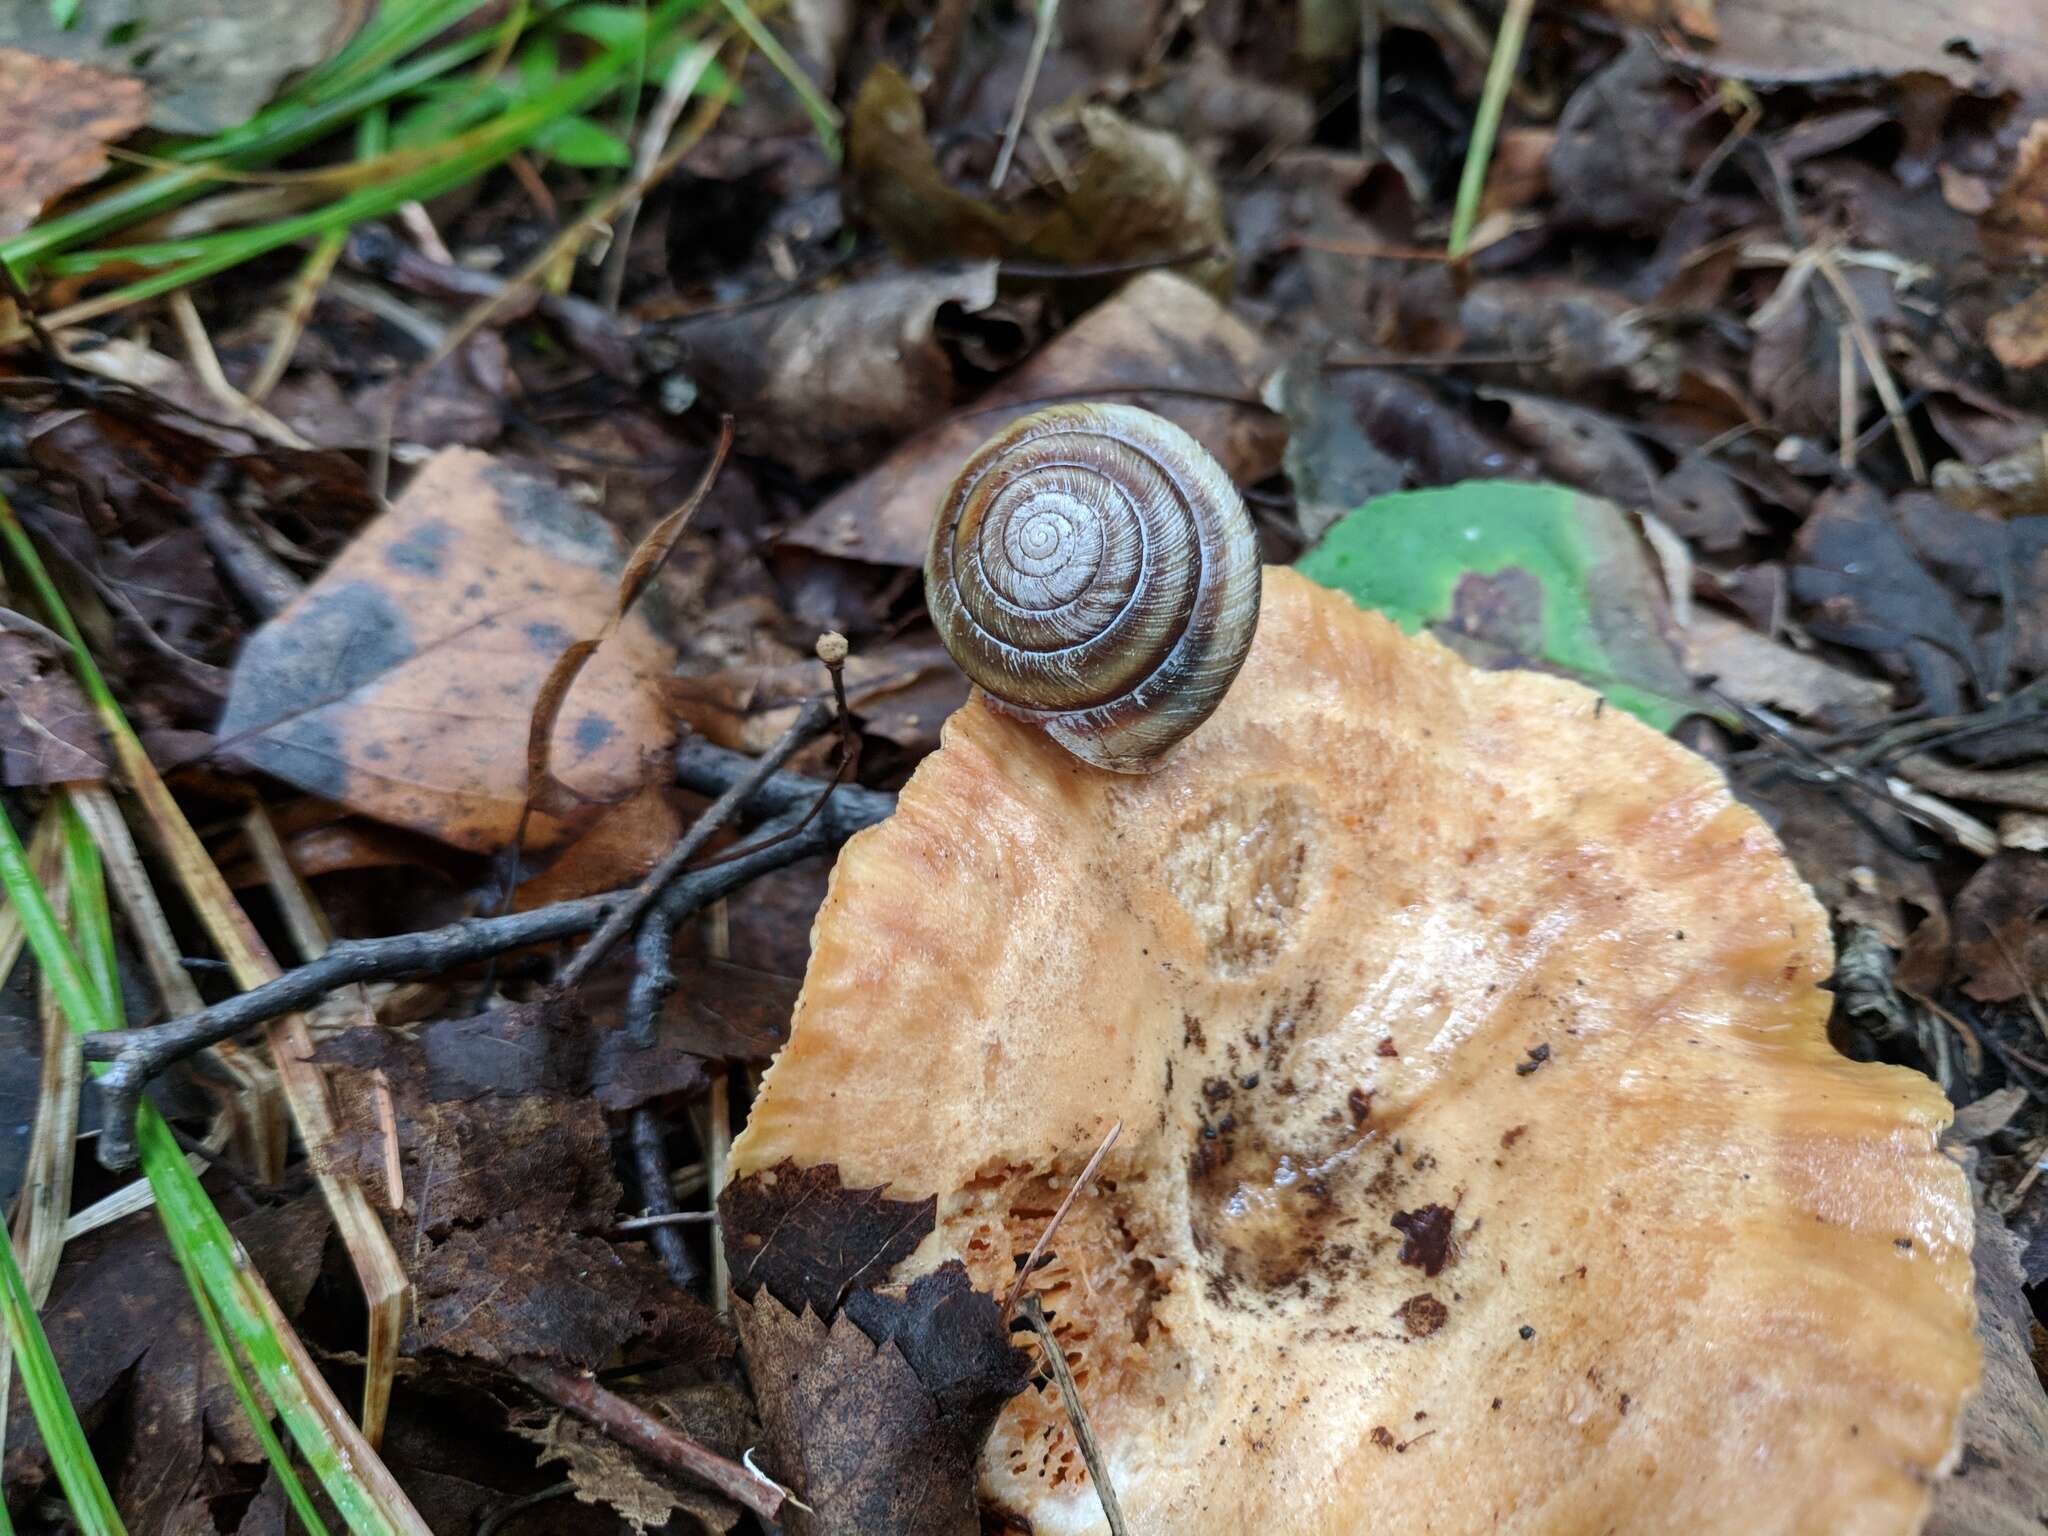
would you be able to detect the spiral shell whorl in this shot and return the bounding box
[926,403,1261,773]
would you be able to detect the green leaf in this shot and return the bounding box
[1295,480,1709,730]
[48,0,81,28]
[517,33,560,94]
[535,112,631,166]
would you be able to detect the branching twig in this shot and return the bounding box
[87,759,894,1169]
[558,698,831,989]
[513,1359,788,1521]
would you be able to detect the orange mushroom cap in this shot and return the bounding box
[729,567,1977,1535]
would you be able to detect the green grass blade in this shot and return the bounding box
[55,802,329,1531]
[717,0,839,158]
[31,0,695,312]
[0,1223,122,1536]
[0,507,422,1535]
[1447,0,1534,258]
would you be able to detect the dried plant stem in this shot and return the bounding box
[513,1360,788,1520]
[1018,1294,1129,1536]
[990,0,1061,190]
[165,289,313,448]
[1814,251,1928,483]
[601,40,721,312]
[1002,1119,1121,1319]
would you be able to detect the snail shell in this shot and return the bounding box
[925,403,1261,773]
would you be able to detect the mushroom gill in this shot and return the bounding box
[728,567,1978,1535]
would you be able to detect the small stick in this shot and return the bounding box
[1002,1120,1120,1319]
[86,768,895,1169]
[557,696,832,989]
[513,1359,788,1521]
[613,1210,716,1232]
[629,1106,699,1290]
[1018,1294,1129,1536]
[990,0,1061,190]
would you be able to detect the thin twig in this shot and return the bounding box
[1002,1120,1121,1319]
[1814,250,1928,484]
[630,1106,700,1290]
[1018,1294,1129,1535]
[513,1359,788,1520]
[991,0,1061,190]
[86,761,895,1168]
[602,41,720,313]
[613,1210,717,1232]
[558,697,831,989]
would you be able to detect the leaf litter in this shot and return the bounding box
[0,0,2046,1530]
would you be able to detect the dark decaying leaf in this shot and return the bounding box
[660,958,798,1061]
[849,64,1230,300]
[1546,40,1687,232]
[1789,487,1982,715]
[3,1199,330,1526]
[1951,853,2048,1004]
[639,264,1003,480]
[319,1021,726,1370]
[1921,1184,2048,1536]
[216,447,678,854]
[0,611,107,785]
[734,1265,1030,1536]
[0,47,148,240]
[719,1160,935,1318]
[783,270,1281,567]
[1478,388,1658,507]
[516,1383,758,1534]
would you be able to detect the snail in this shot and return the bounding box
[925,403,1261,773]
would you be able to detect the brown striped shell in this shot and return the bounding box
[924,404,1261,773]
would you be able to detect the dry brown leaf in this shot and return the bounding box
[1923,1187,2048,1536]
[216,449,678,853]
[0,0,366,135]
[782,271,1281,567]
[519,1392,751,1534]
[733,1267,1030,1536]
[1678,0,2048,110]
[1681,609,1894,728]
[0,48,147,240]
[1952,853,2048,1004]
[850,64,1230,301]
[1988,284,2048,371]
[0,612,108,785]
[638,264,1002,479]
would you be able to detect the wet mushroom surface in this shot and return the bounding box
[728,567,1978,1535]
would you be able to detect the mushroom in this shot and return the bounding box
[728,568,1978,1533]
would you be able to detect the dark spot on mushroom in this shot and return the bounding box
[573,714,615,753]
[1515,1042,1551,1076]
[1377,1037,1398,1057]
[1391,1204,1454,1276]
[1371,1426,1395,1450]
[1348,1087,1373,1124]
[1895,1237,1913,1252]
[1500,1125,1528,1149]
[1519,1324,1536,1340]
[525,620,574,653]
[1395,1293,1448,1338]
